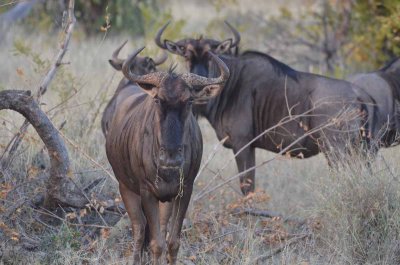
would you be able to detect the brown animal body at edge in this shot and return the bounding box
[156,22,378,195]
[105,46,229,264]
[348,57,400,148]
[101,41,168,136]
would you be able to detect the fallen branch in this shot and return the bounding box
[231,207,305,224]
[253,233,311,262]
[0,90,87,209]
[83,177,106,193]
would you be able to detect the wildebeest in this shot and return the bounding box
[105,46,229,264]
[155,21,240,76]
[156,22,377,195]
[348,57,400,148]
[101,41,168,136]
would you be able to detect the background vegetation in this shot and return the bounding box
[1,0,400,264]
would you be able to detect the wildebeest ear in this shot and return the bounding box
[165,40,186,56]
[192,84,222,103]
[214,39,233,54]
[108,59,123,71]
[136,82,158,98]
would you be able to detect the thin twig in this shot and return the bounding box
[57,129,117,183]
[194,117,336,201]
[195,135,229,182]
[34,207,112,229]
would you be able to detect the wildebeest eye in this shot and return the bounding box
[154,98,161,104]
[188,98,194,105]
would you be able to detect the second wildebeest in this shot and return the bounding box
[155,21,240,76]
[101,41,168,136]
[348,57,400,149]
[105,46,229,264]
[156,22,378,195]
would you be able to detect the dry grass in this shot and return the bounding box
[1,27,400,265]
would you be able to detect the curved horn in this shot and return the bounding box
[155,21,171,49]
[109,40,128,69]
[181,52,230,87]
[224,21,241,47]
[153,51,168,66]
[122,47,167,87]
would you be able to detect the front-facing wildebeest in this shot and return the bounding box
[105,46,229,264]
[348,57,400,149]
[101,41,168,136]
[156,22,377,195]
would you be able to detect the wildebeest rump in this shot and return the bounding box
[156,22,377,195]
[349,57,400,148]
[105,46,229,264]
[101,41,168,136]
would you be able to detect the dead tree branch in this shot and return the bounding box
[231,208,305,224]
[1,0,76,169]
[253,233,311,262]
[0,90,87,209]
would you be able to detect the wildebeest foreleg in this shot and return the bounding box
[234,146,255,195]
[119,182,146,264]
[159,201,173,239]
[167,187,193,264]
[141,189,165,265]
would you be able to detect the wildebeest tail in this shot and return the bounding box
[360,99,378,149]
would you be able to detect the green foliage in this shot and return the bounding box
[50,223,81,250]
[12,0,176,38]
[351,1,400,68]
[40,223,82,264]
[73,0,147,36]
[269,0,400,74]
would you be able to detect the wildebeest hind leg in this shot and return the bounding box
[119,182,146,264]
[234,146,255,195]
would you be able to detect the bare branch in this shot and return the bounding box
[37,0,75,99]
[231,208,305,224]
[1,0,76,168]
[253,233,311,261]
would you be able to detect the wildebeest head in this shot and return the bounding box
[122,47,229,169]
[155,21,240,77]
[109,40,168,74]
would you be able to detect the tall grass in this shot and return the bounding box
[311,156,400,264]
